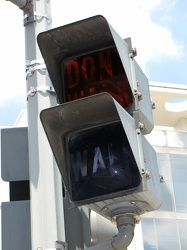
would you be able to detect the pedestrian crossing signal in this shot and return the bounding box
[40,93,142,205]
[37,15,134,108]
[39,16,162,217]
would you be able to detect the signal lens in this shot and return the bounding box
[67,122,140,202]
[63,47,133,108]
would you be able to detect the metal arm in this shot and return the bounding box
[84,214,136,250]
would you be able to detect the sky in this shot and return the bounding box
[0,0,187,127]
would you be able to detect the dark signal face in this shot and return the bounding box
[63,47,133,109]
[67,122,141,202]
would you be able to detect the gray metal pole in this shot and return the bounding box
[6,0,66,249]
[24,1,65,249]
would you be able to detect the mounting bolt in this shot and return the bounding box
[139,122,144,131]
[152,102,156,109]
[137,91,143,101]
[142,169,151,179]
[145,171,151,179]
[131,47,137,57]
[134,90,142,100]
[160,175,164,183]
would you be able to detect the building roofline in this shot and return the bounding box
[149,82,187,130]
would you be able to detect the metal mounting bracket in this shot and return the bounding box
[27,86,56,99]
[26,59,46,77]
[24,11,52,25]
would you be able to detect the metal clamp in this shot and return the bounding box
[26,59,46,77]
[27,86,56,99]
[24,11,52,25]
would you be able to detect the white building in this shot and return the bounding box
[141,82,187,249]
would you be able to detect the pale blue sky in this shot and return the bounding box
[0,0,187,126]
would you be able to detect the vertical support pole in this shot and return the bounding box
[23,1,65,249]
